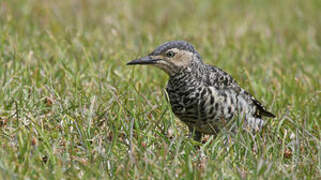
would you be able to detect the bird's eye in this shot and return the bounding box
[166,51,175,58]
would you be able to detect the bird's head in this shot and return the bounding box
[127,41,202,76]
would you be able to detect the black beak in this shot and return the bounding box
[127,56,161,65]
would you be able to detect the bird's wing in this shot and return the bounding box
[242,90,276,118]
[205,65,275,118]
[204,64,239,89]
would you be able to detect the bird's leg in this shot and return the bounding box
[193,131,202,142]
[188,127,202,142]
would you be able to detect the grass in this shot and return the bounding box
[0,0,321,179]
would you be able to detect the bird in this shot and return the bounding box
[127,40,275,141]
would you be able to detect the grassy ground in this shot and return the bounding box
[1,0,321,179]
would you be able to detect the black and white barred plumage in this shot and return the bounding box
[128,40,275,141]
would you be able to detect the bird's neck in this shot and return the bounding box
[168,63,205,88]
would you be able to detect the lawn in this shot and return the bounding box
[0,0,321,179]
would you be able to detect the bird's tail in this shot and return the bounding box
[246,117,265,131]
